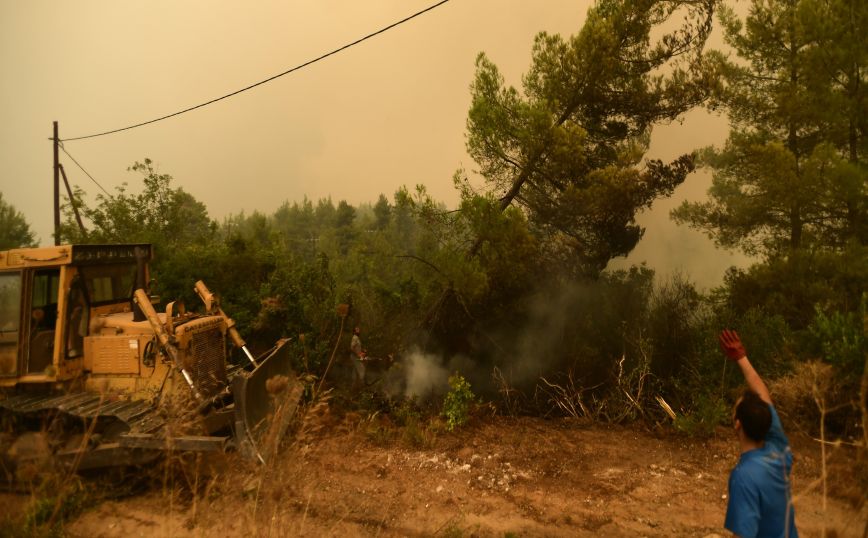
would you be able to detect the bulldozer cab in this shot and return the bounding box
[0,244,151,386]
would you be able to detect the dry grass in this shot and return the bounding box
[0,392,115,536]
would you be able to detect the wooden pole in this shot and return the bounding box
[53,121,60,245]
[58,163,86,234]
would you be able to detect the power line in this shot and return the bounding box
[58,142,112,196]
[61,0,451,142]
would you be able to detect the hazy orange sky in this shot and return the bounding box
[0,0,749,287]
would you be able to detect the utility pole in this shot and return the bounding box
[53,121,60,245]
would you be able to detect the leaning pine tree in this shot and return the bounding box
[464,0,717,276]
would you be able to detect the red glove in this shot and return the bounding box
[718,329,747,361]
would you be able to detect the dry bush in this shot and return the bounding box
[536,349,653,424]
[771,361,842,435]
[492,366,523,417]
[537,370,600,420]
[294,389,333,456]
[776,360,866,519]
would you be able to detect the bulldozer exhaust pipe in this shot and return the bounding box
[131,246,150,322]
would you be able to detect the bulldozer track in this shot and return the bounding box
[0,393,164,434]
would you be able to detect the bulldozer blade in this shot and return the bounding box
[232,339,302,463]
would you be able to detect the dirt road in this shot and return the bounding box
[6,413,866,537]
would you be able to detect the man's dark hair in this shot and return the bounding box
[735,390,772,443]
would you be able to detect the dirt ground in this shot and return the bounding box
[2,412,866,537]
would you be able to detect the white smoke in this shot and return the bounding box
[402,349,449,400]
[506,283,587,385]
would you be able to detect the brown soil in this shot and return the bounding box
[3,413,866,537]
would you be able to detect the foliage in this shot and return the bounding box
[673,394,728,437]
[721,246,868,329]
[58,158,219,306]
[662,0,868,443]
[442,374,475,431]
[527,271,729,425]
[669,0,866,439]
[674,140,859,256]
[465,0,715,275]
[60,158,215,246]
[0,192,37,249]
[673,0,868,256]
[808,295,867,382]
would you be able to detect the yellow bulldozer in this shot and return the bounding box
[0,243,299,484]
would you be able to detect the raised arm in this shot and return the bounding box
[719,329,772,404]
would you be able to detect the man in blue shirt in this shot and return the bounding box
[719,329,798,538]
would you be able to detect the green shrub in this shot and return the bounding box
[673,394,729,437]
[442,374,475,431]
[808,295,866,381]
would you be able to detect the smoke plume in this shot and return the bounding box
[402,349,449,400]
